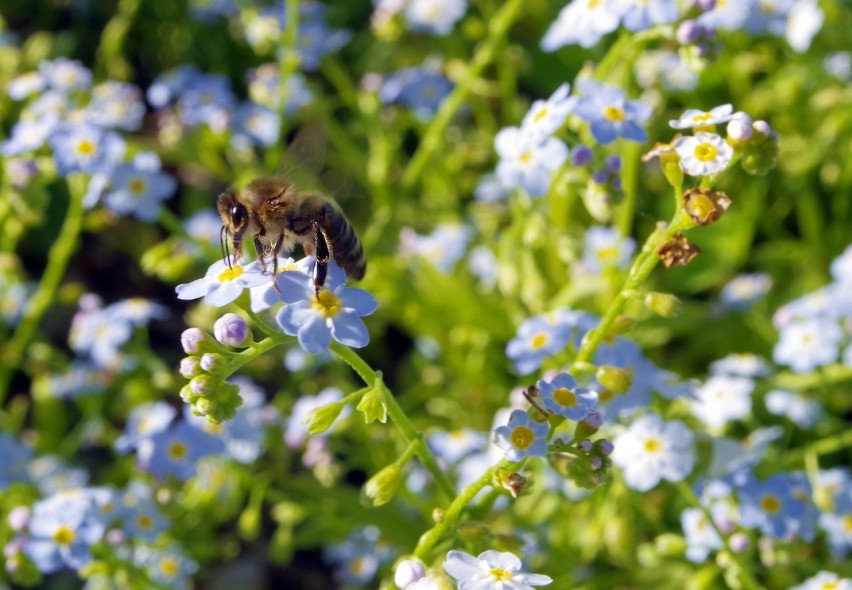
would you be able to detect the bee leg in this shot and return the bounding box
[271,233,284,293]
[312,222,332,297]
[253,235,268,273]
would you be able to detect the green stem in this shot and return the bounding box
[95,0,140,80]
[0,175,87,405]
[400,0,524,190]
[766,364,852,390]
[574,205,690,366]
[781,428,852,467]
[330,342,456,503]
[675,481,762,590]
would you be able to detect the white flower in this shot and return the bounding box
[786,0,824,53]
[520,83,576,141]
[494,127,568,197]
[789,571,851,590]
[673,132,733,176]
[690,375,754,430]
[765,389,823,429]
[443,550,552,589]
[611,413,695,491]
[669,104,735,130]
[541,0,623,50]
[175,257,268,307]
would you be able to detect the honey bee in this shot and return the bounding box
[217,178,366,294]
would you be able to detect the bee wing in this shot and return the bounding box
[274,123,328,194]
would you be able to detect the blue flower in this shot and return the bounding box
[24,492,105,574]
[537,373,598,420]
[48,123,126,176]
[140,421,225,480]
[612,0,679,32]
[404,0,468,35]
[114,401,177,453]
[573,80,651,145]
[697,0,754,31]
[506,310,595,374]
[247,65,313,114]
[146,65,202,108]
[101,152,177,221]
[0,433,33,489]
[719,273,773,311]
[494,126,569,197]
[85,81,146,131]
[231,101,281,148]
[581,226,636,272]
[275,261,378,354]
[737,473,811,539]
[493,409,549,462]
[176,73,236,127]
[399,224,471,272]
[520,83,576,142]
[38,57,93,92]
[380,67,454,120]
[541,0,622,50]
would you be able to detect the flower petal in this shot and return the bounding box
[338,287,378,315]
[297,314,333,354]
[330,313,370,348]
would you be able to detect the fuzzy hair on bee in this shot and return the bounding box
[217,178,366,294]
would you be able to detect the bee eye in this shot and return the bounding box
[230,204,247,227]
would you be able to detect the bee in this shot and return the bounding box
[217,178,366,294]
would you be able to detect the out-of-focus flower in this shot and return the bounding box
[674,132,733,176]
[611,0,679,32]
[428,429,487,464]
[790,571,851,590]
[323,526,394,586]
[611,413,695,491]
[719,273,772,310]
[379,66,454,120]
[573,80,651,145]
[230,101,281,149]
[100,152,177,220]
[39,57,93,92]
[690,375,754,430]
[248,65,313,114]
[133,544,199,589]
[399,224,471,272]
[404,0,468,35]
[520,83,575,141]
[492,409,549,462]
[697,0,753,30]
[48,123,126,177]
[709,353,772,378]
[581,226,636,272]
[764,389,823,429]
[443,549,552,588]
[541,0,622,50]
[774,319,843,373]
[494,127,568,197]
[276,262,377,354]
[737,473,814,539]
[139,421,225,480]
[681,507,723,563]
[176,258,269,307]
[85,81,145,131]
[114,402,178,454]
[784,0,822,52]
[24,492,105,574]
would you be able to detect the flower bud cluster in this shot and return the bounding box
[177,313,251,423]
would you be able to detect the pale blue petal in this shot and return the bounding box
[297,315,332,354]
[338,287,378,315]
[175,277,214,300]
[62,542,94,569]
[330,313,369,348]
[276,303,314,335]
[24,540,64,573]
[276,270,313,304]
[204,282,242,307]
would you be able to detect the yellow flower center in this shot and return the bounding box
[53,525,75,545]
[598,389,614,403]
[691,113,712,123]
[760,494,781,514]
[160,557,179,577]
[490,568,513,581]
[821,583,838,590]
[843,514,852,532]
[530,333,548,349]
[587,0,600,8]
[218,265,244,282]
[76,139,97,156]
[167,442,188,460]
[312,290,341,318]
[597,245,619,262]
[518,151,533,164]
[510,425,535,450]
[130,177,147,195]
[643,438,661,453]
[604,105,625,121]
[694,142,718,162]
[553,387,577,407]
[533,107,549,123]
[137,515,154,529]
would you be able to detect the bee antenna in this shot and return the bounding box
[220,226,232,268]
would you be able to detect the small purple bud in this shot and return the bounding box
[6,507,29,532]
[699,24,716,39]
[588,456,603,470]
[394,558,426,589]
[727,112,753,142]
[610,177,622,191]
[571,144,593,166]
[696,42,711,57]
[213,313,249,347]
[584,409,603,429]
[729,532,749,552]
[181,328,206,354]
[106,528,126,546]
[595,438,614,456]
[604,155,622,174]
[189,374,213,396]
[676,19,700,44]
[3,536,24,559]
[7,159,38,190]
[577,439,593,453]
[592,170,608,184]
[696,0,716,11]
[199,353,222,372]
[179,356,201,379]
[752,120,772,137]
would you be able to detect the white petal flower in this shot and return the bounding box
[673,132,733,176]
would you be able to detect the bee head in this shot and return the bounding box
[217,190,248,266]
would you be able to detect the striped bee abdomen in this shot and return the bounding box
[321,204,366,281]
